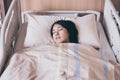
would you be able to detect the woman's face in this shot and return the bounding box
[52,24,69,43]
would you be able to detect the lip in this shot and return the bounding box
[56,37,61,40]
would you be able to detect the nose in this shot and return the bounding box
[54,31,59,36]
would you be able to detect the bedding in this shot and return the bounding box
[1,43,120,80]
[0,0,119,79]
[15,14,100,51]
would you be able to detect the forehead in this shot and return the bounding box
[53,24,63,29]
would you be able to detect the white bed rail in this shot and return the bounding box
[0,0,21,75]
[103,0,120,62]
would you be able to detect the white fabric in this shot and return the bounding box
[15,14,100,51]
[75,14,100,47]
[1,43,120,80]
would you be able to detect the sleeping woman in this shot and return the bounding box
[50,20,78,43]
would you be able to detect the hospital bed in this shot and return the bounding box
[0,0,120,79]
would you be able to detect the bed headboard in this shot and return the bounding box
[20,0,105,12]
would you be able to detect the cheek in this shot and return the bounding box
[53,35,56,39]
[61,31,69,38]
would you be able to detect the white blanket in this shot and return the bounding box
[1,43,120,80]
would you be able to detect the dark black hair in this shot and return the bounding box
[50,20,78,43]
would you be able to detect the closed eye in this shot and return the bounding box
[52,25,64,34]
[58,28,63,31]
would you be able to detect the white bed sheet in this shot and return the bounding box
[1,43,120,80]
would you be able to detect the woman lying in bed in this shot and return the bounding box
[50,20,78,43]
[0,20,120,80]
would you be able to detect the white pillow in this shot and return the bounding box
[75,14,100,48]
[15,14,100,51]
[24,15,73,47]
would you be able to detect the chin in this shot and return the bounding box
[55,40,63,43]
[56,42,62,43]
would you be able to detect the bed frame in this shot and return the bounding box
[0,0,120,75]
[103,0,120,62]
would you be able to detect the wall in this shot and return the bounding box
[4,0,12,14]
[0,0,5,21]
[20,0,105,12]
[3,0,120,14]
[111,0,120,10]
[111,0,120,15]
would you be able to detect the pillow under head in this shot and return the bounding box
[15,13,100,51]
